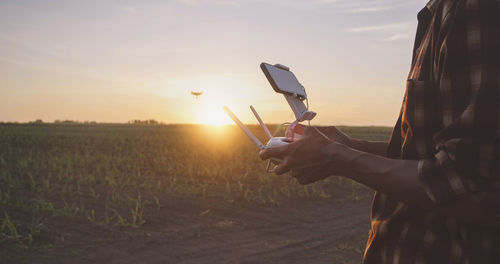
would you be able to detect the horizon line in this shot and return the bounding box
[0,120,393,128]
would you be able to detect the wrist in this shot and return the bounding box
[349,138,365,151]
[349,139,388,157]
[321,141,363,177]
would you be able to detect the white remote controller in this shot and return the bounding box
[265,137,292,149]
[223,106,290,171]
[223,106,291,151]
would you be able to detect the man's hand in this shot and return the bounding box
[260,127,345,184]
[307,126,353,147]
[260,126,500,227]
[308,126,389,157]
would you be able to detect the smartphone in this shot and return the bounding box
[260,63,306,99]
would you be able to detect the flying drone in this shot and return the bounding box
[191,91,203,99]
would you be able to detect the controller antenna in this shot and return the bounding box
[250,105,272,140]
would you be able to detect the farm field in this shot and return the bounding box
[0,124,392,264]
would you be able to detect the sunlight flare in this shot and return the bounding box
[195,95,233,126]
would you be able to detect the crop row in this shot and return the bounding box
[0,124,391,250]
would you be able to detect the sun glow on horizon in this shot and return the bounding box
[195,96,234,126]
[0,1,422,126]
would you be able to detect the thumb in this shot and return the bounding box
[259,144,290,160]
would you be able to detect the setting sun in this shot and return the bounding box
[195,96,233,126]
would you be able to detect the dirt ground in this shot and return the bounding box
[4,186,373,264]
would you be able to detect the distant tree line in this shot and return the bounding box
[127,119,162,125]
[0,119,165,125]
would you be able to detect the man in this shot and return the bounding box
[260,0,500,262]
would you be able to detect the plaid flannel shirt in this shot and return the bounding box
[363,0,500,263]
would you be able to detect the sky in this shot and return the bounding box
[0,0,428,126]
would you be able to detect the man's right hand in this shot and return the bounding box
[310,126,389,157]
[308,126,353,146]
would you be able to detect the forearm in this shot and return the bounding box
[329,145,432,207]
[324,143,500,228]
[350,140,388,157]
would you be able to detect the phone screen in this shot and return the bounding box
[260,63,306,97]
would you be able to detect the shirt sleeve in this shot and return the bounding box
[418,0,500,205]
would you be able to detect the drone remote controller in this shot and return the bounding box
[223,105,294,172]
[223,106,293,150]
[223,63,315,172]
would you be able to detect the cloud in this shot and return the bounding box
[383,33,413,41]
[120,6,137,13]
[343,6,392,13]
[346,22,414,41]
[346,22,412,33]
[172,0,421,12]
[178,0,240,7]
[315,0,350,4]
[315,0,419,14]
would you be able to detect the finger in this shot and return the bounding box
[290,160,328,172]
[259,144,291,160]
[273,157,295,175]
[290,163,325,177]
[291,166,331,184]
[303,127,330,142]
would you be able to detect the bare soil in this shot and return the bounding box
[4,185,373,264]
